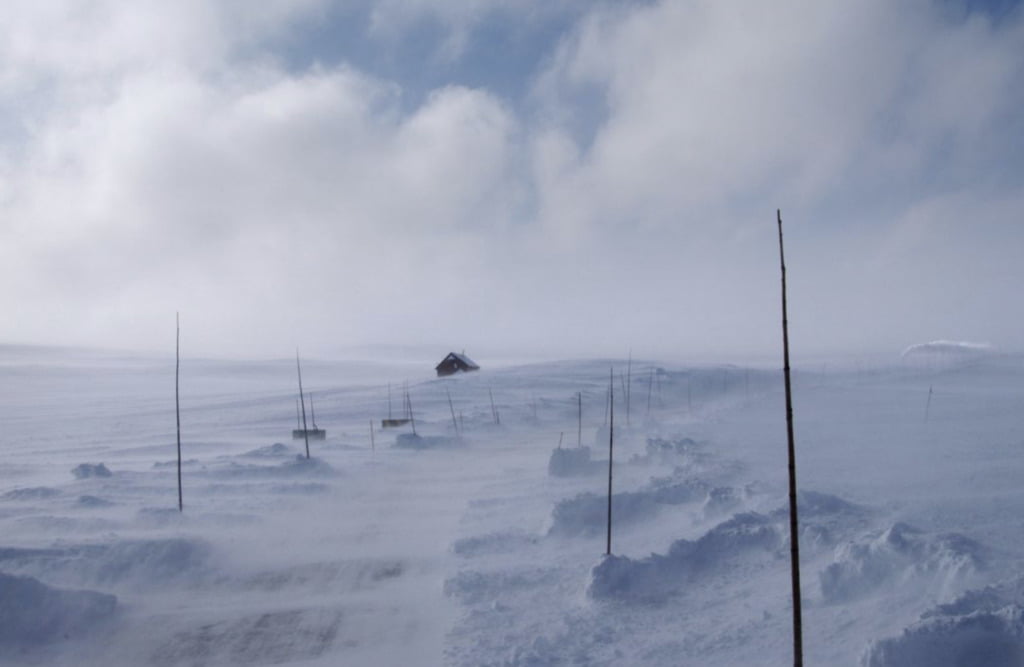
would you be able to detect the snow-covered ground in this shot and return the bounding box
[2,345,1023,666]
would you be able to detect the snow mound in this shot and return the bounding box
[863,578,1024,666]
[901,340,993,359]
[453,530,539,557]
[0,572,116,645]
[3,487,61,501]
[0,538,212,589]
[445,567,561,606]
[393,433,465,450]
[71,463,112,479]
[153,458,199,468]
[548,447,599,477]
[820,522,984,603]
[643,436,699,463]
[548,477,709,537]
[900,340,995,368]
[702,486,742,518]
[239,559,404,593]
[241,442,294,458]
[588,512,780,601]
[151,607,343,665]
[76,495,113,508]
[216,455,335,478]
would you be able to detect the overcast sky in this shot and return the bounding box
[2,0,1022,362]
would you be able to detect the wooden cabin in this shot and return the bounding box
[435,352,480,377]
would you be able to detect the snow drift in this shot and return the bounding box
[864,577,1024,666]
[0,572,116,645]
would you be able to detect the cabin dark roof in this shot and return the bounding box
[436,352,479,370]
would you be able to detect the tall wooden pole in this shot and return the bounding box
[577,391,582,448]
[606,367,615,556]
[296,350,310,459]
[646,367,654,416]
[490,388,499,425]
[626,351,632,426]
[778,209,803,667]
[175,313,183,512]
[446,385,459,435]
[407,390,417,436]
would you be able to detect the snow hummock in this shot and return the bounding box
[820,522,984,604]
[0,572,116,645]
[864,578,1024,666]
[71,464,112,479]
[900,340,994,363]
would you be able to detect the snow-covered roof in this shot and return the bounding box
[437,352,479,369]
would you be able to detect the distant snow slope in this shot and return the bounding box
[1,346,1023,665]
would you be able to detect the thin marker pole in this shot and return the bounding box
[646,367,654,416]
[606,367,615,556]
[407,391,417,436]
[446,386,459,435]
[778,209,803,667]
[296,350,310,459]
[175,312,183,512]
[626,350,632,426]
[577,391,582,448]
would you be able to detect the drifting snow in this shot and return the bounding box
[864,578,1024,666]
[3,349,1024,665]
[547,446,599,477]
[820,522,984,603]
[71,464,112,479]
[3,487,61,501]
[0,572,116,645]
[588,512,781,601]
[393,433,467,449]
[549,476,709,537]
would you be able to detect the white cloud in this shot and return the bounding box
[1,1,1022,360]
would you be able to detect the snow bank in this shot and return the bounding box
[241,442,294,458]
[393,433,465,450]
[76,495,113,508]
[216,455,335,478]
[238,558,405,593]
[71,463,112,479]
[0,572,116,645]
[445,566,561,606]
[2,487,61,501]
[453,530,539,557]
[588,512,780,601]
[547,447,599,477]
[548,477,709,537]
[643,436,699,463]
[153,458,199,468]
[820,522,984,603]
[151,607,343,665]
[863,578,1024,666]
[900,340,995,368]
[0,538,212,589]
[702,486,741,518]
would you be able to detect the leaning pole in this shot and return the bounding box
[176,312,183,512]
[777,209,803,667]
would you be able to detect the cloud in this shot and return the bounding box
[1,1,1022,360]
